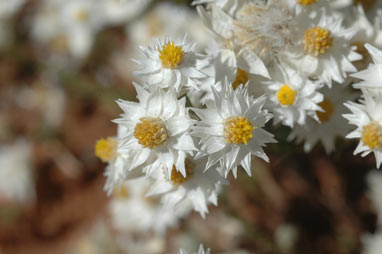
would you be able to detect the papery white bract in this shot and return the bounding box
[133,37,208,95]
[289,84,357,153]
[192,79,276,178]
[114,84,197,177]
[147,156,227,218]
[180,244,211,254]
[109,177,191,235]
[343,91,382,168]
[352,43,382,90]
[263,65,323,128]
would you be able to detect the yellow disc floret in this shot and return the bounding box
[298,0,317,5]
[317,98,334,123]
[113,185,129,199]
[304,27,334,57]
[134,117,168,149]
[361,121,382,150]
[95,137,118,163]
[75,9,89,22]
[170,161,193,186]
[224,116,256,145]
[158,42,185,69]
[277,85,297,106]
[232,68,249,90]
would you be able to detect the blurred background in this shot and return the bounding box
[0,0,381,253]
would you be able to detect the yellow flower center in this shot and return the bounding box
[304,27,334,57]
[361,121,382,150]
[277,85,297,106]
[158,42,184,69]
[95,137,118,163]
[298,0,317,5]
[232,68,249,90]
[353,0,376,10]
[113,185,129,199]
[317,98,334,123]
[224,116,256,145]
[170,161,193,186]
[75,9,89,22]
[134,117,168,149]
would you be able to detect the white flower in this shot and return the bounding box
[0,139,35,203]
[102,0,151,25]
[31,0,106,59]
[195,3,270,77]
[263,65,323,127]
[180,244,211,254]
[133,37,209,95]
[289,84,357,153]
[281,10,361,86]
[362,231,382,254]
[147,156,227,218]
[351,43,382,91]
[114,84,197,177]
[343,91,382,168]
[109,177,191,235]
[192,79,276,178]
[0,0,25,18]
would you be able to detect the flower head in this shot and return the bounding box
[343,91,382,168]
[192,79,276,177]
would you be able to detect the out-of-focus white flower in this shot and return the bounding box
[366,170,382,226]
[15,83,66,127]
[109,177,191,235]
[192,79,276,178]
[147,157,227,218]
[31,0,107,60]
[281,11,361,86]
[133,37,208,95]
[263,65,323,128]
[289,84,357,153]
[127,2,212,52]
[0,139,35,203]
[114,85,196,177]
[343,91,382,168]
[102,0,152,25]
[352,43,382,91]
[0,0,25,18]
[362,231,382,254]
[180,244,211,254]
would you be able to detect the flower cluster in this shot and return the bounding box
[95,0,382,235]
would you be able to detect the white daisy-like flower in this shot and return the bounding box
[133,37,208,95]
[114,84,197,177]
[180,244,211,254]
[343,91,382,168]
[281,10,361,86]
[351,43,382,91]
[147,156,227,218]
[288,84,357,153]
[60,0,105,32]
[192,79,276,178]
[263,65,323,128]
[109,177,191,235]
[0,139,35,203]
